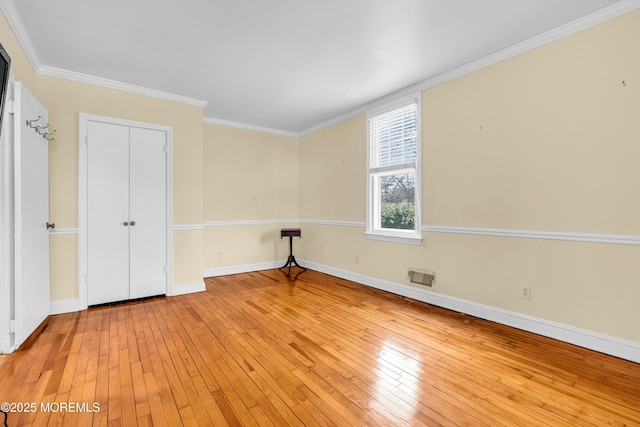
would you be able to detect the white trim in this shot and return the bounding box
[50,298,81,315]
[79,113,173,310]
[298,0,640,137]
[364,232,423,246]
[366,94,422,245]
[39,66,208,107]
[0,343,16,355]
[51,280,206,312]
[167,281,206,296]
[273,220,640,246]
[0,74,15,355]
[203,116,298,138]
[366,93,421,119]
[204,261,284,278]
[173,224,205,231]
[423,225,640,246]
[0,0,41,71]
[49,227,79,235]
[302,260,640,364]
[299,219,365,228]
[205,219,297,227]
[204,219,367,228]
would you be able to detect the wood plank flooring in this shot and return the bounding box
[1,269,639,426]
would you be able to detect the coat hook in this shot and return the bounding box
[36,123,49,134]
[39,128,56,137]
[26,115,42,128]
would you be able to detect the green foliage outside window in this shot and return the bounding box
[381,203,415,229]
[380,174,415,229]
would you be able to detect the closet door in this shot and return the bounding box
[129,127,166,299]
[87,122,130,305]
[86,120,167,306]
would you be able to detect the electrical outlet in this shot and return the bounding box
[217,251,222,260]
[355,257,359,264]
[521,286,531,300]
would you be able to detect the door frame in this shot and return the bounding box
[0,76,15,353]
[79,113,173,309]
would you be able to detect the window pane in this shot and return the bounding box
[379,173,415,230]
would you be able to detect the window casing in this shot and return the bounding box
[366,96,422,245]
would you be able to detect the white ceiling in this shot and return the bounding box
[8,0,624,133]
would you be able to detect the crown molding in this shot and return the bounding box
[38,66,208,107]
[0,0,41,71]
[1,0,208,107]
[203,116,298,138]
[299,0,640,137]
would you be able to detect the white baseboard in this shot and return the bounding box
[302,260,640,364]
[168,281,206,296]
[0,343,16,354]
[204,260,285,278]
[50,283,206,313]
[50,298,82,315]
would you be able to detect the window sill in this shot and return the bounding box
[364,232,423,246]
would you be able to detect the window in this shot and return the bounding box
[366,96,422,245]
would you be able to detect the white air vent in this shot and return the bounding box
[408,268,434,287]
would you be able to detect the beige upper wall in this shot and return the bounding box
[424,9,640,235]
[298,115,366,222]
[204,124,298,221]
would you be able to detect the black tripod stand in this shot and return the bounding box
[279,228,306,275]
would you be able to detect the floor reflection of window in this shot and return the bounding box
[373,340,421,419]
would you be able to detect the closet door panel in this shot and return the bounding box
[129,127,167,298]
[87,122,130,305]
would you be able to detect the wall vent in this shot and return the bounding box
[408,268,434,287]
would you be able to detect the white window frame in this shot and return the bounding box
[365,94,422,246]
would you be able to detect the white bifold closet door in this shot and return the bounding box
[87,121,167,306]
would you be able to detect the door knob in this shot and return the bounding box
[130,221,136,226]
[46,222,55,229]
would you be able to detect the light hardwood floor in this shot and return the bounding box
[1,269,639,426]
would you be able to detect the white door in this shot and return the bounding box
[13,81,50,347]
[86,120,167,305]
[129,127,167,299]
[87,121,130,305]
